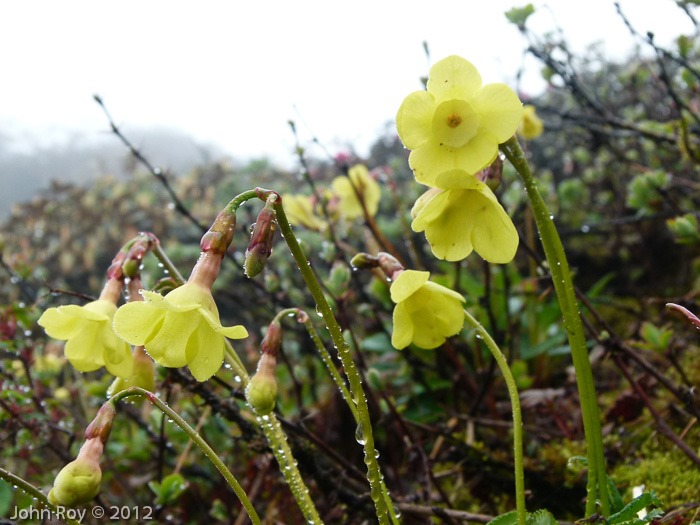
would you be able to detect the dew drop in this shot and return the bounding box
[355,423,366,445]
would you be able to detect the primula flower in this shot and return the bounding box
[518,105,544,139]
[114,252,248,381]
[331,164,381,219]
[283,194,326,231]
[411,169,519,263]
[390,270,465,349]
[38,279,133,378]
[396,55,522,186]
[113,279,248,382]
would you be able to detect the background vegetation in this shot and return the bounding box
[1,3,700,524]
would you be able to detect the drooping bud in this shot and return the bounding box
[377,252,405,281]
[48,437,103,507]
[245,320,281,415]
[245,353,278,416]
[478,156,503,192]
[85,403,116,444]
[200,209,236,257]
[350,252,379,270]
[244,198,277,278]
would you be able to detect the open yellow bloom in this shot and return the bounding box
[518,105,544,139]
[283,194,326,231]
[390,270,465,349]
[113,281,248,381]
[38,280,132,378]
[331,164,381,219]
[396,55,522,186]
[411,169,519,263]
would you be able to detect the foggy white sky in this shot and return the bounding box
[0,1,694,167]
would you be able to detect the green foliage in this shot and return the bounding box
[148,473,189,506]
[505,4,535,30]
[625,171,669,215]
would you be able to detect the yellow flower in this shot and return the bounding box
[38,300,133,378]
[112,282,247,381]
[331,164,381,219]
[396,55,522,186]
[390,270,465,349]
[518,105,544,139]
[283,194,326,231]
[411,169,519,263]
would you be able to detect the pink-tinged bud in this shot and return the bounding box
[98,277,123,305]
[245,203,277,278]
[85,403,116,444]
[350,252,380,270]
[478,157,503,191]
[261,320,282,357]
[377,252,405,281]
[107,252,128,280]
[201,210,236,256]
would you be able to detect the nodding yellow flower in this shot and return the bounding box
[283,194,326,231]
[390,270,465,350]
[396,55,522,186]
[411,169,519,263]
[38,278,133,378]
[331,164,381,219]
[112,253,248,382]
[518,105,544,139]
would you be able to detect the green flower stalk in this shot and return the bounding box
[501,136,609,516]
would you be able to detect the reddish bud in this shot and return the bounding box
[85,403,116,444]
[201,210,236,256]
[245,203,277,278]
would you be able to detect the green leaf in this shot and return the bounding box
[487,510,519,525]
[607,476,625,514]
[0,480,12,516]
[608,490,663,525]
[148,473,188,506]
[527,509,559,525]
[505,4,535,29]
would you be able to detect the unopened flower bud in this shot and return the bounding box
[245,203,277,278]
[48,437,103,507]
[377,252,405,281]
[85,403,116,444]
[261,321,282,357]
[479,157,503,191]
[152,277,179,294]
[201,210,236,256]
[350,252,379,270]
[245,353,278,415]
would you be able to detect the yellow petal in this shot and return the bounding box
[422,281,466,304]
[404,286,464,349]
[38,308,82,340]
[185,319,225,381]
[57,304,110,322]
[469,189,519,263]
[411,188,442,219]
[390,270,430,303]
[113,302,164,346]
[64,323,104,372]
[102,330,133,379]
[396,90,435,150]
[391,302,413,350]
[145,312,199,368]
[427,55,482,103]
[412,190,476,261]
[454,129,500,175]
[434,169,481,190]
[198,307,248,339]
[473,83,523,142]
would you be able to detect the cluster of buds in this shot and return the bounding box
[107,232,159,280]
[48,404,116,507]
[245,319,281,415]
[245,196,277,278]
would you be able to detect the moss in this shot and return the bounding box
[611,437,700,506]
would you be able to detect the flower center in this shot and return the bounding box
[432,99,479,149]
[446,113,462,128]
